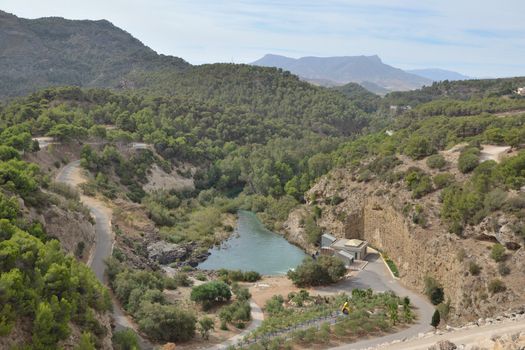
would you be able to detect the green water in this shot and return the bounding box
[198,210,307,275]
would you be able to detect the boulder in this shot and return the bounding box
[428,340,457,350]
[147,241,188,264]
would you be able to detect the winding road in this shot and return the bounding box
[56,161,153,350]
[56,161,437,350]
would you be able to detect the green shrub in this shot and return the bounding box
[405,135,434,160]
[484,189,507,211]
[264,295,285,315]
[190,281,231,307]
[136,302,196,342]
[488,279,506,294]
[232,284,251,301]
[424,277,444,305]
[412,204,427,227]
[490,243,506,262]
[304,215,322,244]
[287,256,346,287]
[198,317,214,340]
[216,269,261,283]
[219,300,251,324]
[426,154,446,169]
[458,148,480,173]
[384,257,400,277]
[498,262,510,276]
[195,272,207,281]
[433,173,455,189]
[173,272,193,287]
[468,261,481,276]
[405,168,434,198]
[112,329,140,350]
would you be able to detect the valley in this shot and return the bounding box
[0,8,524,350]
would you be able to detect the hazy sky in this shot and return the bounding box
[2,0,525,77]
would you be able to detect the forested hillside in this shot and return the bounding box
[1,9,525,347]
[0,121,111,348]
[0,10,189,99]
[384,77,525,107]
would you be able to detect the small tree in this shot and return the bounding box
[458,148,480,173]
[191,281,231,308]
[426,154,446,169]
[388,302,399,325]
[112,329,140,350]
[468,261,481,276]
[424,276,444,305]
[75,332,96,350]
[488,279,506,294]
[198,317,215,340]
[490,243,505,262]
[431,310,440,329]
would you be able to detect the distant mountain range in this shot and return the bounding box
[0,9,472,99]
[251,54,469,93]
[406,68,470,82]
[0,10,189,98]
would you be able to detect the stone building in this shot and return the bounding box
[320,233,369,266]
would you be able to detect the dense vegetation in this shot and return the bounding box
[384,77,525,107]
[0,119,111,348]
[106,258,197,342]
[1,20,525,346]
[243,289,413,349]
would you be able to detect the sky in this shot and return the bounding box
[2,0,525,77]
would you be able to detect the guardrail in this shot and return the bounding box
[233,311,347,348]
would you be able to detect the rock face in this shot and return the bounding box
[463,215,522,250]
[426,331,525,350]
[29,203,96,260]
[147,241,189,264]
[287,168,525,324]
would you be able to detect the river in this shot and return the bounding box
[198,210,306,275]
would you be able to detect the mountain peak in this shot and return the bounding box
[251,54,430,91]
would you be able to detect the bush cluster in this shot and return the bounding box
[287,256,346,287]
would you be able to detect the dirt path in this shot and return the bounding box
[56,160,154,350]
[480,144,511,163]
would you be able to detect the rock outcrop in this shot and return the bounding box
[147,241,189,264]
[285,168,525,324]
[28,203,96,261]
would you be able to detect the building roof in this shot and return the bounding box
[322,233,337,242]
[336,250,354,260]
[345,239,365,247]
[332,238,367,251]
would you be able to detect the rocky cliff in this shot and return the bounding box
[285,167,525,324]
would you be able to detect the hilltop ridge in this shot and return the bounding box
[0,10,189,98]
[251,53,431,91]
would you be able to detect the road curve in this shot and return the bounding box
[56,160,153,350]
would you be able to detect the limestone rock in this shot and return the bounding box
[428,340,457,350]
[147,241,188,264]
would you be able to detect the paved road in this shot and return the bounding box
[56,161,153,350]
[381,318,525,350]
[317,254,435,350]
